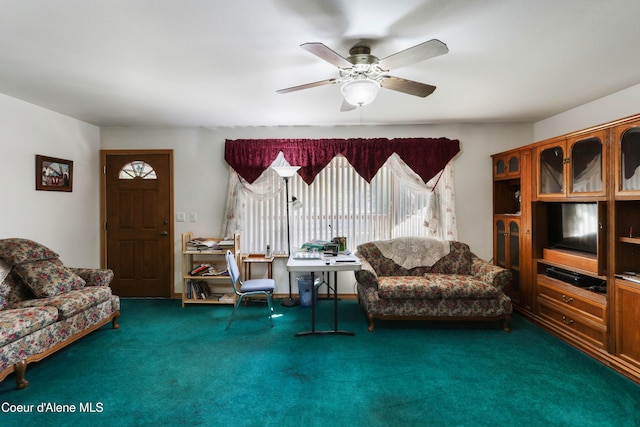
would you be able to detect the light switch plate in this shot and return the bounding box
[190,212,198,222]
[176,212,185,222]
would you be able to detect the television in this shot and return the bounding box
[547,202,598,254]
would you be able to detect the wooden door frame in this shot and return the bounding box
[100,149,175,297]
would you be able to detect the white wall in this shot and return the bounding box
[0,93,101,267]
[101,123,532,294]
[534,82,640,141]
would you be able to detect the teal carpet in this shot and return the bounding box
[1,298,639,427]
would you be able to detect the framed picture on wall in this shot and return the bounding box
[36,155,73,192]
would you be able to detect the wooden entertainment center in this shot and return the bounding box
[492,113,640,384]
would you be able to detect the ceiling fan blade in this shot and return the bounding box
[377,39,448,71]
[380,76,437,97]
[300,42,352,68]
[340,98,356,112]
[276,78,338,94]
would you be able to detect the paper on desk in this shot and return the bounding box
[335,254,358,262]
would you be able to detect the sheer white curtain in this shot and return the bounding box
[385,153,458,241]
[221,152,289,251]
[222,152,457,253]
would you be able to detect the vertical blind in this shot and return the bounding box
[242,156,434,254]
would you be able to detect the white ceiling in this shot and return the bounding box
[1,0,640,128]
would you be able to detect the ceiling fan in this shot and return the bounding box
[277,39,449,111]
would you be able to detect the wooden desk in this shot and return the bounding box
[242,254,274,280]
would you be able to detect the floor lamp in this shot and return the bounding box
[272,165,301,307]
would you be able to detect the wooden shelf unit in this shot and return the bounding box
[492,147,533,312]
[618,236,640,244]
[181,232,240,306]
[492,113,640,384]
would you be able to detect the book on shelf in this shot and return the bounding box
[218,239,235,247]
[189,264,228,277]
[186,237,235,252]
[189,264,210,275]
[189,280,214,299]
[186,238,218,251]
[187,280,199,299]
[187,281,234,302]
[189,281,200,299]
[201,268,228,276]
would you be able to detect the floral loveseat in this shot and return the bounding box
[355,237,512,332]
[0,238,120,389]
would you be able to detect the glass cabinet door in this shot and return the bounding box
[508,154,520,176]
[509,220,520,302]
[494,151,520,179]
[495,219,506,268]
[539,145,565,195]
[619,127,640,193]
[570,136,603,194]
[494,158,506,177]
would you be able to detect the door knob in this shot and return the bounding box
[160,231,168,236]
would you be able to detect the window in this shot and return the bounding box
[238,155,455,254]
[118,161,157,180]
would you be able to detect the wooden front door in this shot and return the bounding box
[103,151,173,297]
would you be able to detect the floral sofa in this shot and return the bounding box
[355,237,512,332]
[0,238,120,389]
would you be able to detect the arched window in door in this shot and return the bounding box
[118,161,157,180]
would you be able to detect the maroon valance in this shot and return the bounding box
[224,138,460,185]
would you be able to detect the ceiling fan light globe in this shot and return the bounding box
[341,79,380,107]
